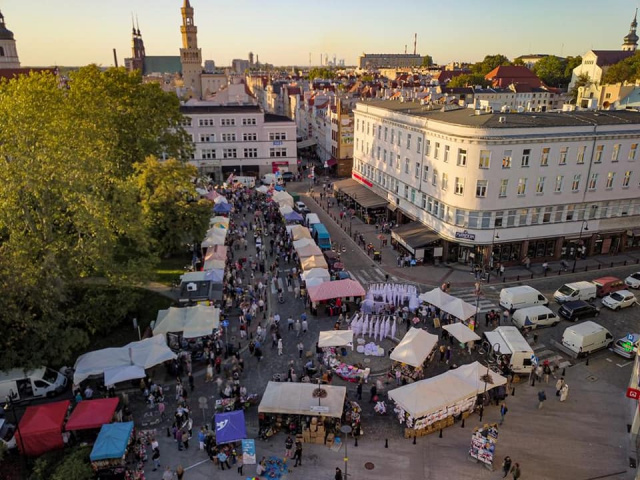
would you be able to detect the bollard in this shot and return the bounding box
[586,356,590,366]
[531,273,534,280]
[461,418,465,428]
[610,262,614,267]
[637,259,639,265]
[385,439,388,448]
[517,275,520,281]
[625,260,628,266]
[355,437,358,447]
[562,368,566,376]
[503,277,507,283]
[511,386,515,396]
[413,435,417,445]
[531,375,535,387]
[558,269,561,275]
[544,270,548,277]
[598,263,601,269]
[439,429,443,438]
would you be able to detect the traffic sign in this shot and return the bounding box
[628,334,634,341]
[221,320,229,328]
[627,387,640,399]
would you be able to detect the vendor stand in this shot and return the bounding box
[442,322,481,349]
[469,423,499,471]
[318,330,370,383]
[214,410,247,445]
[15,400,70,456]
[65,398,120,444]
[307,279,365,316]
[389,328,438,382]
[90,422,141,480]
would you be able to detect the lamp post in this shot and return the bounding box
[340,424,352,478]
[478,343,501,422]
[487,228,500,283]
[474,282,482,330]
[571,220,589,273]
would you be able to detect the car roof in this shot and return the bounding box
[610,289,633,296]
[563,300,591,309]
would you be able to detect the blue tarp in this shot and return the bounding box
[90,422,134,461]
[284,211,304,222]
[215,410,246,445]
[213,202,232,214]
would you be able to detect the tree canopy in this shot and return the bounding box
[602,51,640,84]
[421,55,434,67]
[532,55,582,88]
[471,54,512,75]
[447,73,491,88]
[308,67,334,81]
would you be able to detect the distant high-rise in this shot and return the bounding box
[0,9,20,69]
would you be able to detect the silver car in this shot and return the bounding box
[602,290,638,311]
[625,272,640,289]
[612,333,640,359]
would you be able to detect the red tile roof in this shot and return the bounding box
[485,65,542,88]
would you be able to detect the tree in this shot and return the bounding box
[564,55,582,80]
[471,54,512,75]
[135,156,212,256]
[602,51,640,84]
[569,73,591,103]
[308,68,334,81]
[447,73,491,88]
[421,55,434,67]
[50,447,94,480]
[532,55,567,87]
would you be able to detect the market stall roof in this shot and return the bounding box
[301,255,329,271]
[273,190,294,207]
[202,228,228,247]
[293,238,315,249]
[206,190,220,201]
[296,243,323,258]
[450,362,507,392]
[73,335,177,384]
[284,211,304,222]
[301,267,331,281]
[205,244,228,261]
[104,365,146,386]
[419,288,455,308]
[308,278,365,302]
[154,305,221,338]
[390,328,439,367]
[213,195,228,204]
[391,222,439,254]
[66,398,119,431]
[279,205,294,215]
[255,185,269,194]
[215,410,247,445]
[442,323,481,344]
[16,400,70,456]
[441,298,477,321]
[203,258,226,270]
[287,224,312,240]
[318,330,354,348]
[388,373,477,419]
[258,381,346,418]
[333,178,387,208]
[90,422,134,462]
[213,202,232,214]
[209,216,229,228]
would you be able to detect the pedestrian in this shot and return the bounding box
[278,338,283,356]
[297,341,304,359]
[302,318,308,334]
[356,381,363,400]
[335,467,343,480]
[217,450,231,470]
[158,401,166,420]
[182,429,189,450]
[188,372,195,392]
[439,345,446,362]
[236,453,244,475]
[395,368,402,386]
[511,462,521,479]
[370,384,377,403]
[288,316,294,331]
[502,310,509,325]
[501,456,512,478]
[206,363,213,382]
[543,361,551,384]
[293,441,303,467]
[294,319,301,337]
[537,389,547,409]
[198,427,206,450]
[285,435,294,458]
[560,383,569,402]
[162,466,174,480]
[445,346,452,365]
[152,446,161,471]
[499,402,508,424]
[555,377,565,397]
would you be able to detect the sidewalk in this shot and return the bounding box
[305,189,640,288]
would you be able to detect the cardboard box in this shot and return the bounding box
[315,436,324,444]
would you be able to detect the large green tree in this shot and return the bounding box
[602,51,640,84]
[532,55,582,88]
[447,73,491,88]
[471,54,512,75]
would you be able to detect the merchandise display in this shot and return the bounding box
[469,424,499,466]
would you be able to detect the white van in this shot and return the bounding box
[512,306,560,330]
[499,286,549,311]
[305,213,321,229]
[561,321,613,357]
[261,173,284,186]
[484,326,534,374]
[0,367,68,403]
[232,176,256,188]
[553,281,597,304]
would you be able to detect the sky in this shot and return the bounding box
[3,0,640,67]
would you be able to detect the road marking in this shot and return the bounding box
[185,459,211,471]
[617,361,633,368]
[605,358,613,362]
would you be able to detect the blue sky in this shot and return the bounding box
[4,0,639,67]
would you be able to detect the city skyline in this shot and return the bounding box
[4,0,640,68]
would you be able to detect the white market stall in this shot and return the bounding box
[418,288,455,307]
[300,255,329,271]
[390,328,439,368]
[258,381,346,419]
[287,225,312,241]
[293,238,315,250]
[295,244,323,258]
[442,323,481,344]
[318,330,354,348]
[153,305,221,338]
[272,191,294,207]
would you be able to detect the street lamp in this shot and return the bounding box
[572,220,589,273]
[487,229,500,283]
[340,424,352,478]
[478,343,501,422]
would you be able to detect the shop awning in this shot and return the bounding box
[66,398,119,431]
[391,222,439,254]
[390,328,439,367]
[16,400,70,456]
[90,422,134,461]
[258,382,346,418]
[297,138,317,149]
[332,178,387,209]
[308,278,366,302]
[318,330,354,348]
[326,158,338,167]
[442,323,481,344]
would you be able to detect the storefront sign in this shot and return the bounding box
[627,387,640,399]
[273,140,283,146]
[455,230,476,241]
[352,172,373,188]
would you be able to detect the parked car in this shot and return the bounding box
[611,333,640,359]
[282,172,295,182]
[558,300,600,322]
[295,201,310,214]
[0,419,16,451]
[625,272,640,289]
[602,290,637,311]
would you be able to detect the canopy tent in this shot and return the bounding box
[388,373,477,419]
[213,195,228,204]
[206,190,221,201]
[293,238,315,250]
[16,400,70,456]
[287,225,312,241]
[449,362,507,392]
[295,244,323,258]
[273,191,294,207]
[258,382,346,419]
[205,268,225,283]
[305,276,328,288]
[308,278,365,302]
[389,328,439,367]
[300,255,329,271]
[66,398,119,431]
[318,330,354,348]
[104,365,146,386]
[209,216,229,229]
[202,228,228,247]
[419,288,455,308]
[279,205,294,215]
[284,211,304,222]
[441,298,477,321]
[203,258,226,271]
[255,185,269,194]
[154,305,221,338]
[214,410,247,445]
[90,422,135,462]
[442,323,481,344]
[74,335,177,384]
[205,245,228,261]
[213,202,232,214]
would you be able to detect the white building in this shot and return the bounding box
[353,99,640,265]
[181,104,297,181]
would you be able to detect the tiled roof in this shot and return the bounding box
[180,104,261,114]
[264,113,293,123]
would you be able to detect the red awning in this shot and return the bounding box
[65,398,119,431]
[16,400,70,456]
[326,158,338,166]
[308,279,366,302]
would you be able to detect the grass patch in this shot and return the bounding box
[153,254,191,285]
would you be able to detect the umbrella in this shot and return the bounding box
[374,318,380,341]
[391,319,397,339]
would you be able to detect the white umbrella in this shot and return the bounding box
[391,319,397,339]
[374,318,380,341]
[385,317,391,338]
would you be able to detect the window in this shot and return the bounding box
[367,122,370,135]
[410,188,416,203]
[502,150,512,168]
[499,179,508,197]
[243,132,257,141]
[269,147,287,157]
[242,118,257,125]
[421,193,427,208]
[536,176,545,194]
[377,146,381,160]
[521,149,530,167]
[454,176,464,195]
[519,209,528,226]
[269,132,287,141]
[455,209,465,226]
[606,172,615,189]
[468,211,479,228]
[182,117,193,127]
[415,162,420,178]
[588,173,598,190]
[198,118,214,126]
[417,137,422,154]
[384,127,388,141]
[481,212,491,228]
[396,154,401,168]
[201,148,216,159]
[244,148,257,158]
[223,148,237,158]
[572,174,582,192]
[555,205,565,222]
[555,175,564,193]
[458,149,468,166]
[577,146,585,164]
[506,209,517,227]
[476,180,488,197]
[391,129,395,143]
[623,171,632,187]
[383,150,387,164]
[595,145,603,163]
[531,207,540,224]
[434,142,440,159]
[441,172,448,190]
[540,147,550,166]
[495,211,504,227]
[222,133,236,142]
[630,143,638,161]
[432,169,438,186]
[443,145,450,162]
[612,144,620,162]
[407,134,411,149]
[425,140,431,156]
[517,178,527,196]
[423,165,429,181]
[356,119,360,131]
[405,158,410,174]
[397,131,402,146]
[377,125,381,139]
[404,185,409,199]
[566,205,575,221]
[221,118,235,126]
[543,207,554,224]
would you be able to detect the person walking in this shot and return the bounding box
[198,427,206,450]
[151,446,161,471]
[297,341,304,359]
[205,362,214,383]
[288,316,294,331]
[499,403,508,424]
[293,441,303,467]
[356,381,363,400]
[510,462,521,479]
[302,318,308,335]
[537,390,547,409]
[560,383,569,402]
[188,372,195,392]
[502,309,509,325]
[369,384,377,403]
[181,429,189,450]
[501,456,512,478]
[445,346,452,365]
[162,467,174,480]
[555,377,565,397]
[439,345,446,362]
[278,338,283,356]
[294,319,301,337]
[236,453,244,475]
[284,435,294,458]
[543,361,551,384]
[335,467,343,480]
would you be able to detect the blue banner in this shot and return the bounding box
[242,438,256,465]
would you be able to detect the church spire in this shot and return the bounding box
[623,9,639,51]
